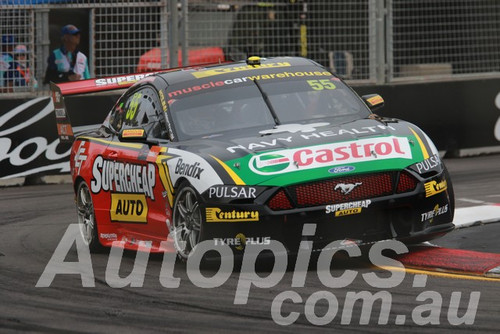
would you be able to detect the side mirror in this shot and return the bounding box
[119,128,147,142]
[362,94,384,111]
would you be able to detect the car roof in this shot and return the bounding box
[157,56,321,85]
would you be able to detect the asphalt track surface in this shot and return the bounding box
[1,155,500,333]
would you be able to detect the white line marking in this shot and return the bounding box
[453,205,500,228]
[457,198,486,204]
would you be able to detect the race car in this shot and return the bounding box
[52,56,455,260]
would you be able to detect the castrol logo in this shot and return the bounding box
[249,136,412,175]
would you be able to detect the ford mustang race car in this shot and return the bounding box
[52,56,454,260]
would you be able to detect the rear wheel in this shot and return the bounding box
[171,183,203,261]
[76,181,103,252]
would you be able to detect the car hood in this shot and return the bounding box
[178,118,437,186]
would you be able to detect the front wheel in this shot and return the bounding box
[171,183,203,261]
[76,181,103,252]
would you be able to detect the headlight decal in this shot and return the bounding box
[409,127,429,160]
[407,127,442,175]
[211,155,246,185]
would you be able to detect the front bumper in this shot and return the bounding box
[200,169,455,254]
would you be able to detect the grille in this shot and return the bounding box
[396,171,418,193]
[267,171,418,211]
[267,190,293,211]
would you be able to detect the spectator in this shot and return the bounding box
[4,44,38,90]
[0,35,15,90]
[44,24,90,84]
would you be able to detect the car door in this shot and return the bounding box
[106,85,170,247]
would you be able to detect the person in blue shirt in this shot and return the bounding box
[3,44,38,90]
[0,35,15,90]
[44,24,90,84]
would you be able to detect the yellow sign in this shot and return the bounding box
[192,62,291,79]
[367,95,384,106]
[335,207,362,217]
[424,179,447,197]
[110,193,148,223]
[206,208,259,222]
[122,129,145,138]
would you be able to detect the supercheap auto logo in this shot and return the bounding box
[325,200,372,217]
[110,193,148,223]
[94,73,155,86]
[91,156,156,200]
[249,136,412,175]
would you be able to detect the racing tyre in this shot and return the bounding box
[171,182,203,261]
[76,181,103,252]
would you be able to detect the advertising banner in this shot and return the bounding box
[0,95,118,179]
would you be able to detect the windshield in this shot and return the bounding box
[167,84,276,140]
[261,78,369,123]
[166,72,370,140]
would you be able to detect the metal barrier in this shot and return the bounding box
[1,0,499,97]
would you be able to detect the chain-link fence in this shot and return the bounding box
[0,7,37,93]
[93,3,165,76]
[1,0,499,96]
[189,1,373,81]
[389,0,500,81]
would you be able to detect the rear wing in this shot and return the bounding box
[51,71,160,143]
[51,59,232,143]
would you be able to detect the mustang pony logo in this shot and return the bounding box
[334,182,362,195]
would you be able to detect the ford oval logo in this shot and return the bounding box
[329,166,355,174]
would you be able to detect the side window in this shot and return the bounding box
[123,91,146,129]
[109,95,127,132]
[109,86,166,138]
[109,90,145,132]
[139,88,164,138]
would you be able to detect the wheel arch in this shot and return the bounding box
[174,176,188,188]
[74,175,86,194]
